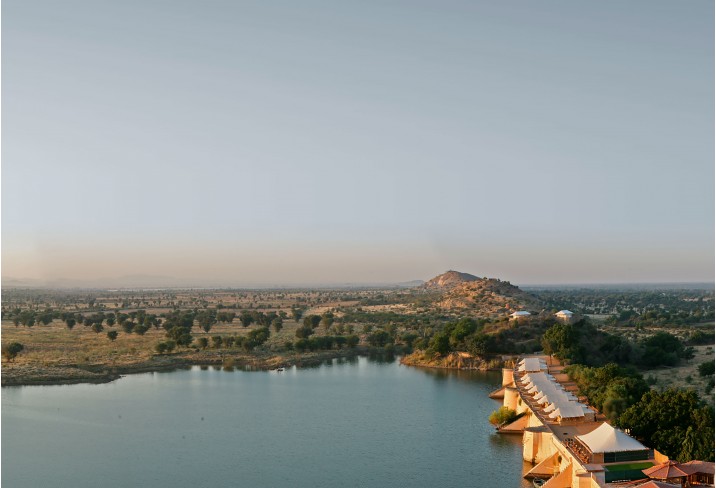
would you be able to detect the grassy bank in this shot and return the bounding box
[400,350,506,370]
[0,320,365,386]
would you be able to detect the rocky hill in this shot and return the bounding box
[423,270,481,289]
[420,271,541,315]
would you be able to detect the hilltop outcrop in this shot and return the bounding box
[423,270,481,289]
[420,271,540,315]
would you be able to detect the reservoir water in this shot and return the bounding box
[3,356,531,488]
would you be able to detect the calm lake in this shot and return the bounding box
[3,356,532,488]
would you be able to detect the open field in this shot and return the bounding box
[0,287,431,385]
[0,316,365,386]
[2,284,715,397]
[645,344,715,405]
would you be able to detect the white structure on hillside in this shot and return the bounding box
[511,311,531,320]
[555,310,574,323]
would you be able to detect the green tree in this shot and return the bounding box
[2,342,24,362]
[197,310,217,333]
[304,315,321,329]
[197,337,209,349]
[91,323,104,334]
[239,311,255,328]
[107,330,118,341]
[566,363,648,422]
[367,330,392,347]
[639,332,690,368]
[320,312,334,332]
[247,327,270,348]
[295,325,314,339]
[166,326,193,347]
[133,324,149,336]
[465,334,494,356]
[429,332,451,356]
[698,360,714,377]
[291,307,304,322]
[619,388,714,462]
[449,318,478,347]
[272,317,283,333]
[541,323,579,361]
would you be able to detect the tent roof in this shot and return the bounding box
[511,311,531,317]
[556,310,573,315]
[635,482,681,488]
[518,358,545,372]
[682,460,715,475]
[643,461,690,479]
[548,403,585,419]
[576,423,647,453]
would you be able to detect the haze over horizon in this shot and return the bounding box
[3,0,714,287]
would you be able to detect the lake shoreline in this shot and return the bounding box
[400,350,508,371]
[1,348,369,387]
[1,346,513,388]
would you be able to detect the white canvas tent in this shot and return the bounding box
[511,311,531,319]
[518,358,545,372]
[576,423,647,453]
[548,403,585,420]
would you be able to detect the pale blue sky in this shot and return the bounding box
[2,0,714,286]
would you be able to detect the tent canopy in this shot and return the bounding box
[643,461,690,479]
[548,403,585,419]
[682,460,715,475]
[577,423,647,453]
[518,358,545,372]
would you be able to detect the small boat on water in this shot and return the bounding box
[275,368,284,372]
[533,478,546,488]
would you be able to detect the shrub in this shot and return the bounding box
[488,406,518,426]
[698,360,715,377]
[133,324,149,336]
[2,342,24,361]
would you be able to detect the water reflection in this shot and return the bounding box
[489,432,523,450]
[366,352,396,364]
[3,355,528,488]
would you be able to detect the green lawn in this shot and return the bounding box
[605,462,654,472]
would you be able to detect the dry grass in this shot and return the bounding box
[0,315,362,385]
[646,344,715,405]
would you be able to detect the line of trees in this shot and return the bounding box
[564,363,649,422]
[541,321,695,369]
[620,389,714,462]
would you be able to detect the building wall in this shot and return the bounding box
[504,387,519,411]
[502,368,514,387]
[523,430,557,464]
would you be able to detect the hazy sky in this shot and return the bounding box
[3,0,714,286]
